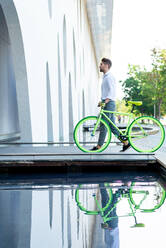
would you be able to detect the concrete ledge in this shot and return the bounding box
[155,154,166,169]
[0,145,156,168]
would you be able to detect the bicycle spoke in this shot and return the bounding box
[130,182,166,211]
[75,184,113,215]
[74,116,111,153]
[128,116,165,152]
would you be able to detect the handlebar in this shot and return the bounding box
[98,102,106,108]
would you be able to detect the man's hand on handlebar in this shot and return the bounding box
[98,101,102,107]
[98,101,105,108]
[98,98,110,107]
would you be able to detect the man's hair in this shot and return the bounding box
[101,58,112,69]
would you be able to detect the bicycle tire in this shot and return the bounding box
[75,183,113,215]
[73,116,111,153]
[128,116,165,153]
[129,182,166,212]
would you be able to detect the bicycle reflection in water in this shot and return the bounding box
[75,182,166,247]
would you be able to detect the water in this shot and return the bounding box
[0,170,166,248]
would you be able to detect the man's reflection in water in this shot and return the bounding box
[100,184,119,248]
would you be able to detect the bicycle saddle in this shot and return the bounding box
[131,223,145,228]
[128,101,142,106]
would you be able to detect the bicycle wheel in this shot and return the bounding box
[128,116,165,153]
[73,116,111,153]
[129,182,166,212]
[75,183,113,215]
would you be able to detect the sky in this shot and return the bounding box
[110,0,166,99]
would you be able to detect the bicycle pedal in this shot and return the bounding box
[101,223,110,229]
[119,134,128,141]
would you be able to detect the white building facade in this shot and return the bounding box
[0,0,113,143]
[0,1,114,247]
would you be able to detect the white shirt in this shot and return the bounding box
[101,70,116,101]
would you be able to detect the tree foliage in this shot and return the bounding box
[121,48,166,118]
[116,99,129,113]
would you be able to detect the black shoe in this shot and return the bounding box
[101,223,112,230]
[90,146,99,151]
[120,143,131,152]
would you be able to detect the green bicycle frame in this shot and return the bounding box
[92,108,134,137]
[93,190,149,224]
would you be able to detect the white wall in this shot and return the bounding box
[0,0,100,142]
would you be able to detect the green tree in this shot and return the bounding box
[121,48,166,119]
[121,65,154,116]
[151,48,166,118]
[116,99,129,113]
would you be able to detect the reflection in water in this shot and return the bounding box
[0,190,32,248]
[76,181,166,248]
[100,184,119,248]
[0,176,165,248]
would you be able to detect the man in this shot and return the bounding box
[100,183,119,248]
[91,58,130,151]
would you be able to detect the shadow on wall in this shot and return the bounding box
[0,5,20,141]
[82,90,85,117]
[73,30,76,88]
[48,0,52,19]
[68,73,74,142]
[46,62,53,142]
[0,1,32,142]
[63,15,67,75]
[57,34,64,142]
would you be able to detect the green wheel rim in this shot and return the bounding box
[128,116,165,153]
[73,116,111,153]
[75,183,113,215]
[129,182,166,212]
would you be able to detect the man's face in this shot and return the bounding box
[99,62,107,72]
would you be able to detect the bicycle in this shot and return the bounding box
[73,101,165,153]
[75,182,166,228]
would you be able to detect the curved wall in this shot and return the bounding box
[0,0,100,143]
[0,5,20,140]
[0,0,32,141]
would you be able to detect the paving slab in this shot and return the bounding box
[155,153,166,169]
[0,144,156,168]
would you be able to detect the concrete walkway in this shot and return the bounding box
[153,136,166,169]
[0,143,157,167]
[0,134,165,169]
[155,153,166,169]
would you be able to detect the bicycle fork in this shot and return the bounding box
[91,114,102,136]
